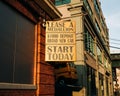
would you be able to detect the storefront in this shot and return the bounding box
[0,1,61,96]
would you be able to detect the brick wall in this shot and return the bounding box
[39,25,55,96]
[40,63,55,96]
[0,1,56,96]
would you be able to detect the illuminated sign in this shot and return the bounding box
[45,21,76,61]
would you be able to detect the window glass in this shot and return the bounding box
[97,46,102,64]
[99,73,104,96]
[100,16,105,28]
[55,0,71,6]
[104,56,107,68]
[84,27,95,56]
[94,0,100,15]
[87,66,97,96]
[0,2,34,84]
[84,0,93,17]
[106,77,109,96]
[95,20,101,33]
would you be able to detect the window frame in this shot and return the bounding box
[84,26,95,56]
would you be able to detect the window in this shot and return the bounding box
[85,27,95,56]
[95,20,101,33]
[87,66,97,96]
[100,16,105,28]
[55,0,71,6]
[94,0,100,15]
[97,46,102,64]
[106,77,109,96]
[0,2,35,84]
[104,56,107,68]
[99,73,104,96]
[84,0,93,17]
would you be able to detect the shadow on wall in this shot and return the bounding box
[55,84,72,96]
[55,65,86,96]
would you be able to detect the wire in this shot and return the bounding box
[104,44,120,49]
[109,46,120,49]
[108,38,120,49]
[109,38,120,42]
[110,42,120,45]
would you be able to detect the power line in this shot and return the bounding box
[110,46,120,49]
[110,42,120,45]
[104,44,120,49]
[109,38,120,42]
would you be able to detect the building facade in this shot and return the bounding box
[111,53,120,96]
[0,0,61,96]
[55,0,113,96]
[0,0,114,96]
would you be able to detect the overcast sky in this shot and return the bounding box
[100,0,120,53]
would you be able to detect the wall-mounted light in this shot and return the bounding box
[42,19,46,27]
